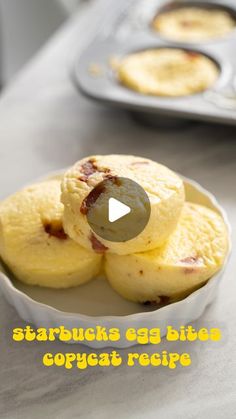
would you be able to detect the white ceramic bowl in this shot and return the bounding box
[0,174,231,348]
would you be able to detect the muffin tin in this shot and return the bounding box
[74,0,236,125]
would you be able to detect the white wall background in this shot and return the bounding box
[0,0,80,84]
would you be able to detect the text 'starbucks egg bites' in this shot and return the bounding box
[61,155,185,255]
[153,7,236,42]
[117,48,219,97]
[105,202,229,304]
[0,180,102,288]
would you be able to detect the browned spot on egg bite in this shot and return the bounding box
[185,51,200,60]
[159,295,170,304]
[143,296,170,306]
[79,158,111,182]
[80,175,121,215]
[44,220,67,240]
[143,300,156,306]
[105,175,122,186]
[180,256,202,274]
[79,159,97,181]
[90,233,108,253]
[80,183,106,215]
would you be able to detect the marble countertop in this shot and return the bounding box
[0,1,236,418]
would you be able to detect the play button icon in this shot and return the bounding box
[85,177,151,243]
[108,198,131,223]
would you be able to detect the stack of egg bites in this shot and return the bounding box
[0,155,229,306]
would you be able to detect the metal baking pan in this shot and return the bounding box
[73,0,236,125]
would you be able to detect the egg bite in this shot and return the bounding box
[105,202,229,304]
[61,154,185,255]
[0,180,102,288]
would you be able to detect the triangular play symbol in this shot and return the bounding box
[108,197,131,223]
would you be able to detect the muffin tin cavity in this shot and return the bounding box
[115,47,220,97]
[152,1,236,43]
